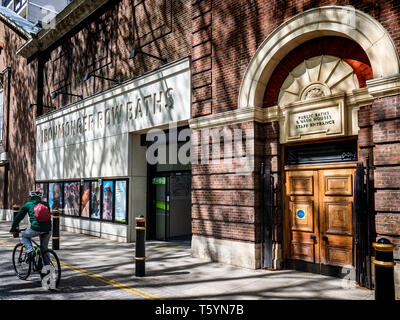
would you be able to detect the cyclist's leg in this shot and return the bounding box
[40,233,51,265]
[22,228,39,254]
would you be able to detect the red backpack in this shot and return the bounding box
[34,203,51,223]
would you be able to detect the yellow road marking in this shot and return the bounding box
[0,239,16,247]
[0,238,163,300]
[59,260,163,300]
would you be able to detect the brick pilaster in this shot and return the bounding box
[191,0,212,117]
[372,95,400,259]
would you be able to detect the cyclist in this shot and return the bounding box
[10,190,52,262]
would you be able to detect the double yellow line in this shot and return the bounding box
[0,238,163,300]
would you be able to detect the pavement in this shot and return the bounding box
[0,221,374,301]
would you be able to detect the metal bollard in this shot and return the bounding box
[52,209,60,250]
[373,238,396,300]
[13,205,20,220]
[135,215,146,277]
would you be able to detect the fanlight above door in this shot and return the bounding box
[278,55,359,106]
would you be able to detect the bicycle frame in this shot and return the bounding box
[16,230,48,271]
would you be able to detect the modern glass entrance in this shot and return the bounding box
[150,172,191,241]
[153,176,169,240]
[144,127,192,242]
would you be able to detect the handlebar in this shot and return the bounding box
[12,228,27,237]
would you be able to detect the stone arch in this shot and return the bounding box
[238,6,400,109]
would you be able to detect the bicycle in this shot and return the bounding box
[12,228,61,289]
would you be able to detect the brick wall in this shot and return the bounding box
[190,119,283,248]
[187,0,400,274]
[191,0,212,117]
[191,121,260,242]
[191,0,400,115]
[0,22,38,209]
[191,0,400,261]
[42,0,192,108]
[372,95,400,258]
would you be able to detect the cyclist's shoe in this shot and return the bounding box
[37,259,43,270]
[26,251,36,262]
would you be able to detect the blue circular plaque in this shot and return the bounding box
[296,209,305,219]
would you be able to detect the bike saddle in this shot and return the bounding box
[40,233,50,240]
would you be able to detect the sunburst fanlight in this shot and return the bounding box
[278,55,359,106]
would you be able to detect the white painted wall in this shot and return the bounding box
[127,134,147,242]
[34,57,191,242]
[36,133,129,180]
[36,57,191,181]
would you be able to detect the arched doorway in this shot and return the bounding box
[239,6,400,279]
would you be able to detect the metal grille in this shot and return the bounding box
[354,157,374,289]
[285,140,357,165]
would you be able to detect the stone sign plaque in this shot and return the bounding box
[281,95,346,143]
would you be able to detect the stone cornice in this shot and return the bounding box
[189,92,363,131]
[189,106,279,130]
[190,74,400,131]
[366,74,400,99]
[17,0,109,59]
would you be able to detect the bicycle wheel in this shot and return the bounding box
[41,249,61,288]
[12,243,31,280]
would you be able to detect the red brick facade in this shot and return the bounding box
[0,21,38,210]
[191,0,400,267]
[191,121,261,242]
[372,96,400,251]
[191,0,400,115]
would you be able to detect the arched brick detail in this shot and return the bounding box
[263,36,373,107]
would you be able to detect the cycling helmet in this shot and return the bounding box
[29,190,42,198]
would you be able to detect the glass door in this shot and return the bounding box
[152,176,169,240]
[169,173,191,241]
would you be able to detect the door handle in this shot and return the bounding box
[310,235,316,241]
[322,236,328,241]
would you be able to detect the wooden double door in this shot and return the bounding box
[285,166,355,270]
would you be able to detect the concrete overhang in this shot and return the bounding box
[16,0,109,60]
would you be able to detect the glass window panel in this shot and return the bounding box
[63,182,80,216]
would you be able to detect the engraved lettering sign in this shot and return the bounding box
[282,97,346,143]
[294,110,335,131]
[36,58,191,151]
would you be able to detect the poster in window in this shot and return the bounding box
[81,181,91,218]
[91,181,101,219]
[102,181,113,221]
[63,182,80,216]
[49,182,63,212]
[35,183,49,202]
[115,180,127,223]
